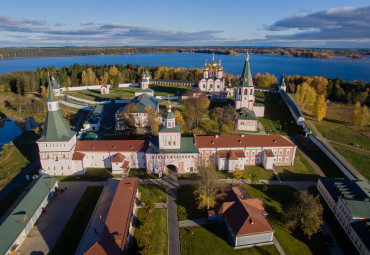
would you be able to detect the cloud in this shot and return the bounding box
[266,6,370,40]
[80,21,95,26]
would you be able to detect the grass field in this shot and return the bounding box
[331,143,370,180]
[138,184,167,203]
[131,208,168,255]
[181,224,280,255]
[55,168,120,182]
[242,185,329,255]
[52,185,104,255]
[128,168,159,179]
[178,185,207,221]
[258,117,277,134]
[244,165,276,180]
[274,150,319,181]
[0,144,30,191]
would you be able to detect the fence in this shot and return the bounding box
[61,83,139,92]
[59,100,92,110]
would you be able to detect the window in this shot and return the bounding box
[285,156,289,162]
[244,89,248,95]
[278,157,282,162]
[250,89,253,95]
[203,85,205,88]
[286,149,290,154]
[168,141,171,145]
[273,149,277,154]
[252,151,255,155]
[217,85,220,88]
[279,149,283,155]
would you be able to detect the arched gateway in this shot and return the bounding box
[165,164,178,175]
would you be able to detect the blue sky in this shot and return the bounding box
[0,0,369,48]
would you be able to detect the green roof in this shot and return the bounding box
[38,110,76,142]
[280,78,287,87]
[0,175,58,254]
[130,94,159,113]
[50,75,61,89]
[146,137,199,154]
[84,132,98,140]
[163,110,175,119]
[238,108,257,121]
[84,105,104,125]
[47,77,58,103]
[158,125,181,133]
[239,55,254,87]
[319,177,370,218]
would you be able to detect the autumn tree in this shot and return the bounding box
[194,162,226,210]
[360,105,369,127]
[253,72,278,88]
[184,90,210,128]
[174,110,185,126]
[118,103,138,135]
[210,106,238,134]
[283,190,323,239]
[144,199,155,213]
[312,94,327,121]
[145,105,160,136]
[352,101,362,125]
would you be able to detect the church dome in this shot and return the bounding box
[217,65,223,71]
[209,60,218,69]
[203,65,209,71]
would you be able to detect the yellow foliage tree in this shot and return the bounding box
[174,110,185,126]
[313,94,327,121]
[352,102,362,125]
[360,105,369,127]
[81,70,88,85]
[233,169,243,180]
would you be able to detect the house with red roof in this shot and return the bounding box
[211,186,275,248]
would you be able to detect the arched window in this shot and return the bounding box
[250,89,253,95]
[244,89,248,95]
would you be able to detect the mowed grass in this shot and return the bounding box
[242,185,329,255]
[52,185,104,255]
[274,150,319,181]
[258,117,277,134]
[244,165,276,180]
[181,224,280,255]
[64,87,139,101]
[178,185,207,221]
[0,144,30,191]
[128,168,159,179]
[150,84,191,97]
[331,143,370,180]
[138,184,167,203]
[131,208,168,255]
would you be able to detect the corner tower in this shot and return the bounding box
[158,103,181,150]
[37,76,77,175]
[235,54,255,111]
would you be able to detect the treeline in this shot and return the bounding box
[0,64,203,95]
[285,75,370,105]
[0,47,369,60]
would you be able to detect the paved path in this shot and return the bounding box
[273,236,286,255]
[306,119,366,181]
[179,218,210,228]
[16,181,105,255]
[163,174,181,255]
[0,159,40,203]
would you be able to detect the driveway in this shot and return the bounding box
[16,181,105,255]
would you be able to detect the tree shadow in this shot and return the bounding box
[278,169,319,181]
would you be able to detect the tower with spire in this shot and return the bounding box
[37,75,78,175]
[235,54,255,111]
[158,100,181,149]
[279,76,287,92]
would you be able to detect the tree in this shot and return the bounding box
[81,70,88,85]
[145,106,160,135]
[140,216,154,234]
[174,110,185,126]
[233,169,243,180]
[184,91,210,128]
[360,105,369,127]
[312,94,327,121]
[118,103,138,135]
[283,190,323,239]
[210,106,237,134]
[352,101,362,125]
[251,173,260,184]
[194,162,226,210]
[144,199,155,213]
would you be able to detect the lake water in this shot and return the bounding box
[0,118,38,145]
[0,53,369,82]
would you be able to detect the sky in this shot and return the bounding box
[0,0,369,48]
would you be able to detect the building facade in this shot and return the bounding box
[135,70,154,97]
[198,53,226,94]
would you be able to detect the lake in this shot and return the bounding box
[0,53,369,82]
[0,118,38,145]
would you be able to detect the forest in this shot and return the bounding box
[0,46,369,60]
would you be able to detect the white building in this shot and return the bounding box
[135,70,154,97]
[198,53,226,94]
[100,84,110,94]
[81,104,104,132]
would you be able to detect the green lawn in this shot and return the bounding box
[64,87,139,101]
[179,173,199,180]
[138,184,167,203]
[244,165,276,180]
[309,186,358,255]
[258,117,277,134]
[331,143,370,180]
[178,185,207,221]
[0,144,30,191]
[274,150,319,181]
[128,168,159,179]
[181,224,280,255]
[150,84,190,97]
[312,119,370,150]
[131,208,168,255]
[55,168,119,181]
[242,185,329,255]
[51,185,104,255]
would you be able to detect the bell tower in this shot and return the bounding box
[235,54,255,111]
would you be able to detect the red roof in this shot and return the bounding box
[264,149,274,157]
[76,140,148,153]
[102,84,109,88]
[218,150,245,159]
[85,178,138,255]
[218,186,274,237]
[122,160,129,169]
[111,153,125,163]
[72,151,85,160]
[195,135,294,148]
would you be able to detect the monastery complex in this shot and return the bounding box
[37,55,297,176]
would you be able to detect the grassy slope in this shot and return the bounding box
[138,184,167,203]
[132,208,168,255]
[331,144,370,180]
[242,185,329,255]
[181,224,279,255]
[51,185,104,255]
[0,144,29,191]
